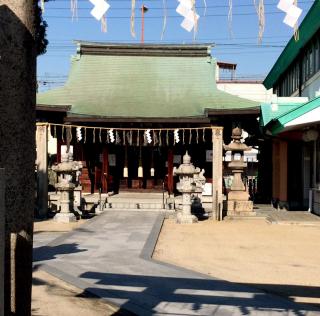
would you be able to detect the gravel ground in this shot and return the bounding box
[153,218,320,307]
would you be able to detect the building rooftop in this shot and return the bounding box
[37,43,259,121]
[263,0,320,89]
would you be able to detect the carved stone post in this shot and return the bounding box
[36,124,48,218]
[212,127,223,220]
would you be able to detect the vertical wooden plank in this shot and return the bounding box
[0,168,5,316]
[102,146,109,193]
[36,125,48,218]
[167,149,174,194]
[212,127,223,220]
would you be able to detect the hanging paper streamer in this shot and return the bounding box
[106,130,110,143]
[159,130,162,147]
[228,0,234,37]
[71,0,78,20]
[66,127,73,151]
[277,0,302,31]
[129,131,133,146]
[202,128,205,142]
[123,131,126,145]
[174,129,180,144]
[62,126,65,142]
[196,128,199,143]
[176,0,200,32]
[116,130,121,144]
[76,127,82,142]
[93,128,96,143]
[152,131,159,145]
[53,125,57,139]
[137,130,140,146]
[145,130,152,144]
[108,129,115,143]
[203,0,207,16]
[189,129,192,144]
[84,128,87,143]
[161,0,167,40]
[182,129,185,144]
[191,0,198,40]
[99,128,102,143]
[131,0,136,37]
[256,0,265,43]
[166,130,169,146]
[101,14,107,32]
[89,0,110,20]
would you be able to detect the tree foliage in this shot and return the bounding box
[35,0,49,56]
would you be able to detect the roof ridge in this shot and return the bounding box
[75,41,213,57]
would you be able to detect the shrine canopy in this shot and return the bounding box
[37,42,259,121]
[263,96,320,135]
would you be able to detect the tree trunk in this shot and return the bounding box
[0,1,36,315]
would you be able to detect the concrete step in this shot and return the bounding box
[104,201,165,210]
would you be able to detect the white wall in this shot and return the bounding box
[301,72,320,99]
[217,82,273,102]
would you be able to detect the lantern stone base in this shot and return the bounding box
[226,200,255,217]
[54,212,77,223]
[176,212,198,224]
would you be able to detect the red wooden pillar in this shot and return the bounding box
[101,146,109,193]
[167,149,174,194]
[57,139,62,163]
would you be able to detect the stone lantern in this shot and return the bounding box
[224,127,254,217]
[174,152,198,224]
[52,151,83,223]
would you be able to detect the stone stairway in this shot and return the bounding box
[102,192,175,211]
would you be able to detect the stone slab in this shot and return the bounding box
[33,211,320,316]
[53,212,77,223]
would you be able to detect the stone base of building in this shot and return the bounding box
[54,212,77,223]
[226,200,255,217]
[176,213,198,224]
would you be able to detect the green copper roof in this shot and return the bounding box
[264,96,320,135]
[263,0,320,89]
[37,43,258,119]
[260,103,301,127]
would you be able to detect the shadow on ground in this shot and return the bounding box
[33,243,87,262]
[77,272,320,316]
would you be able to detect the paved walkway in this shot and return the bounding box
[34,211,320,315]
[255,205,320,226]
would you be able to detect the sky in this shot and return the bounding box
[37,0,315,91]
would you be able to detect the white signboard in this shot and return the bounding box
[173,155,181,164]
[108,154,116,166]
[206,150,213,162]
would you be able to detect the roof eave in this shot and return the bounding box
[36,104,72,112]
[263,0,320,89]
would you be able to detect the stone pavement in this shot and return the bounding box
[33,211,320,315]
[255,205,320,226]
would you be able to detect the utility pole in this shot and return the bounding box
[0,1,36,315]
[140,4,148,44]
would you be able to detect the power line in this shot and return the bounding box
[42,1,313,10]
[42,11,288,19]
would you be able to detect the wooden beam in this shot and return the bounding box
[212,127,223,220]
[36,125,48,218]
